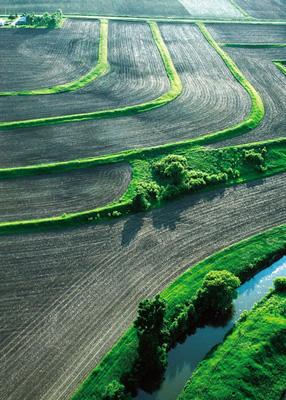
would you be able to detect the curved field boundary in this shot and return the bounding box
[1,137,286,234]
[0,19,109,96]
[0,24,265,174]
[227,0,250,18]
[218,42,286,47]
[0,21,182,130]
[70,224,286,400]
[273,60,286,76]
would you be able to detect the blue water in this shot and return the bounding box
[136,256,286,400]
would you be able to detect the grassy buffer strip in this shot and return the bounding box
[273,60,286,76]
[0,21,182,129]
[70,224,286,400]
[0,24,264,153]
[1,137,286,235]
[0,19,110,96]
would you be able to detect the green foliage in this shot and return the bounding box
[26,9,63,27]
[178,291,286,400]
[274,277,286,292]
[243,147,267,173]
[134,295,167,376]
[194,270,241,314]
[103,380,130,400]
[70,225,286,400]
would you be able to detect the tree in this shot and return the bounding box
[134,295,167,376]
[103,380,130,400]
[194,270,240,315]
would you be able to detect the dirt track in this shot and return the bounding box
[0,20,100,92]
[0,23,251,168]
[1,172,286,400]
[0,163,132,222]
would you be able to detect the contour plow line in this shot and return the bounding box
[0,21,182,130]
[0,19,110,96]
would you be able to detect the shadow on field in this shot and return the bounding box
[121,214,144,247]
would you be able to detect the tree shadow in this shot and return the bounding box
[121,213,145,247]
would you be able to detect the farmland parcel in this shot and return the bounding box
[0,2,286,400]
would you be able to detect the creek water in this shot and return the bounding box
[136,255,286,400]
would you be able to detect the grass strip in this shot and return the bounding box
[227,0,251,18]
[0,21,182,129]
[0,19,109,96]
[0,21,264,158]
[70,224,286,400]
[1,138,286,234]
[218,42,286,47]
[273,60,286,76]
[195,23,264,145]
[178,289,286,400]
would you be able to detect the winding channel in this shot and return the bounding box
[136,256,286,399]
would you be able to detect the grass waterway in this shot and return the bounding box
[136,255,286,400]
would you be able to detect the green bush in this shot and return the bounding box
[194,270,241,315]
[103,381,130,400]
[274,277,286,292]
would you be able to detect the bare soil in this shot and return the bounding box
[0,20,100,92]
[0,21,169,122]
[178,0,244,18]
[0,23,251,168]
[235,0,286,19]
[1,173,286,400]
[0,163,132,222]
[0,0,190,19]
[208,46,286,148]
[207,23,286,44]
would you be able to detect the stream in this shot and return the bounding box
[136,255,286,400]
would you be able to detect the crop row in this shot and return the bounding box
[1,172,286,400]
[71,224,286,399]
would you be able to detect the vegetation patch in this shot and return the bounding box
[25,9,64,28]
[273,60,286,76]
[0,19,109,96]
[70,224,286,400]
[178,287,286,400]
[1,138,286,233]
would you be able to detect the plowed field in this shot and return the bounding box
[178,0,244,18]
[0,20,100,92]
[209,46,286,148]
[0,23,251,168]
[207,23,286,44]
[0,21,170,123]
[0,163,132,222]
[1,172,286,400]
[235,0,286,19]
[0,0,190,18]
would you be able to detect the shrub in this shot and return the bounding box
[103,380,130,400]
[194,270,241,315]
[153,155,188,178]
[274,277,286,292]
[160,184,180,200]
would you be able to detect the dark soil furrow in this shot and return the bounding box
[207,23,286,44]
[0,21,169,122]
[0,163,132,222]
[1,172,286,400]
[0,24,251,168]
[0,20,100,92]
[207,47,286,148]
